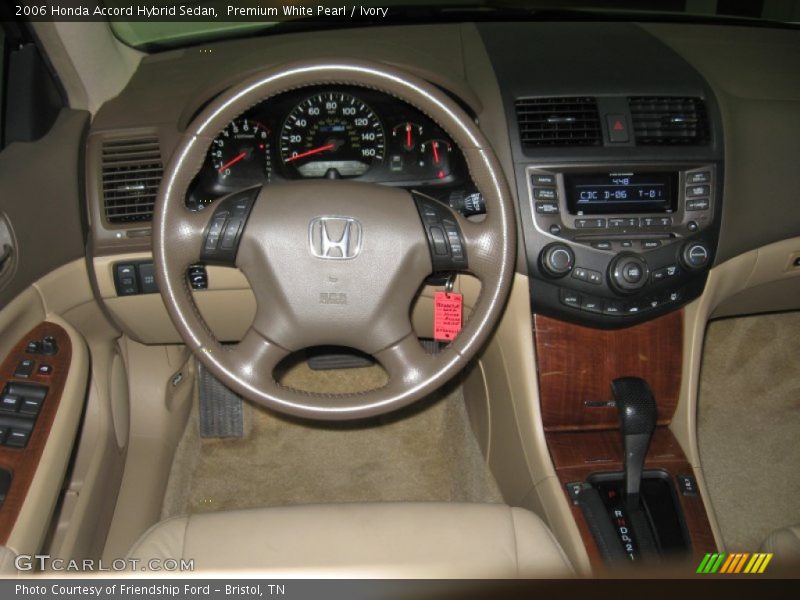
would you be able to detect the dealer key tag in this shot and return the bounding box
[433,291,463,342]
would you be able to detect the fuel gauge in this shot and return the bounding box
[392,122,424,151]
[419,139,452,180]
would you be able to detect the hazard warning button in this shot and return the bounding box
[606,114,629,143]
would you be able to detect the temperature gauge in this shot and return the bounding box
[392,122,423,151]
[419,139,452,180]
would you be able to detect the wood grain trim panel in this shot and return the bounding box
[547,428,717,571]
[0,322,71,544]
[534,311,683,431]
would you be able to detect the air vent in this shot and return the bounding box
[628,97,709,145]
[515,97,602,147]
[102,137,162,223]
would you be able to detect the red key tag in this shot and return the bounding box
[433,291,463,342]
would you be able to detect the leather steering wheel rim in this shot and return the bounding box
[154,59,516,420]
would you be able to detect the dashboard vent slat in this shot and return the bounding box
[515,97,602,147]
[628,97,709,146]
[101,136,162,223]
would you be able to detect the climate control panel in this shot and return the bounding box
[524,163,722,327]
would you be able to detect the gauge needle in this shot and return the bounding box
[218,151,247,173]
[406,124,412,148]
[432,141,441,164]
[285,143,335,163]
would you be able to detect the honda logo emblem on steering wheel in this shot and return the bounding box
[308,217,362,260]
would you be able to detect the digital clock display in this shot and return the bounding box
[564,172,677,214]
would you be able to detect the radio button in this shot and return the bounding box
[575,218,606,229]
[535,201,559,214]
[686,184,710,198]
[641,239,662,250]
[620,240,633,248]
[658,217,672,227]
[687,171,710,185]
[531,174,556,186]
[533,188,558,201]
[686,198,710,211]
[609,218,638,229]
[591,241,612,250]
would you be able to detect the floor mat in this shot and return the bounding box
[698,311,800,551]
[161,361,502,518]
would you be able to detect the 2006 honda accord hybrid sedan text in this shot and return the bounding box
[0,0,798,589]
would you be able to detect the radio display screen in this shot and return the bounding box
[564,172,677,214]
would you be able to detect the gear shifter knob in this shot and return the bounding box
[612,377,657,509]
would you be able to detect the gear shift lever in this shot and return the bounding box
[612,377,657,509]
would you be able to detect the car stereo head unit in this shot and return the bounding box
[564,171,677,215]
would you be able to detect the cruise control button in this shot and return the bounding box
[220,218,243,250]
[430,227,448,256]
[533,187,558,201]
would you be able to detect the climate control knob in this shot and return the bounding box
[539,243,575,278]
[609,253,649,294]
[682,241,712,270]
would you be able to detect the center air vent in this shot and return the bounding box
[101,137,162,223]
[515,97,602,147]
[628,97,709,145]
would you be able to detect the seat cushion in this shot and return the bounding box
[128,502,573,577]
[762,525,800,566]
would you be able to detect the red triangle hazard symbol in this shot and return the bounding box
[613,120,625,131]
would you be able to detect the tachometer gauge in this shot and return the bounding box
[210,118,271,186]
[280,92,385,178]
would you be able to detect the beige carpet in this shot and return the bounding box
[698,311,800,551]
[161,361,502,518]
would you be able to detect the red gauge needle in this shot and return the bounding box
[218,151,247,173]
[285,143,335,163]
[431,141,441,164]
[406,123,412,148]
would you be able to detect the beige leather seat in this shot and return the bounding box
[762,525,800,570]
[128,503,573,577]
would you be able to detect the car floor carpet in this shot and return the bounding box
[161,359,502,518]
[698,311,800,551]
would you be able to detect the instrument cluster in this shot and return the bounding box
[187,86,467,209]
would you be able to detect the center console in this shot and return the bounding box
[527,162,720,327]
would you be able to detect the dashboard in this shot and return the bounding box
[186,86,470,211]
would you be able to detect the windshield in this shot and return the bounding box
[108,0,800,49]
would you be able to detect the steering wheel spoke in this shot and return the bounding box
[374,333,434,390]
[226,326,290,391]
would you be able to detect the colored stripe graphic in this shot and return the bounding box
[699,552,773,574]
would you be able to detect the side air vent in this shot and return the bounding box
[628,97,709,145]
[101,137,162,223]
[515,97,602,147]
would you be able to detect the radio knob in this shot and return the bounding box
[540,243,575,278]
[609,253,649,294]
[682,241,712,270]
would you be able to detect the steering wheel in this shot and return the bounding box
[154,60,516,420]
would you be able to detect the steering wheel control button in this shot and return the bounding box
[201,188,258,264]
[610,254,649,294]
[539,243,574,278]
[114,264,139,296]
[188,265,209,290]
[414,197,468,272]
[682,241,711,270]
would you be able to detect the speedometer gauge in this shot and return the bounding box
[280,92,385,178]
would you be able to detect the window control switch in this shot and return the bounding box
[5,429,30,448]
[19,398,43,417]
[0,394,21,412]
